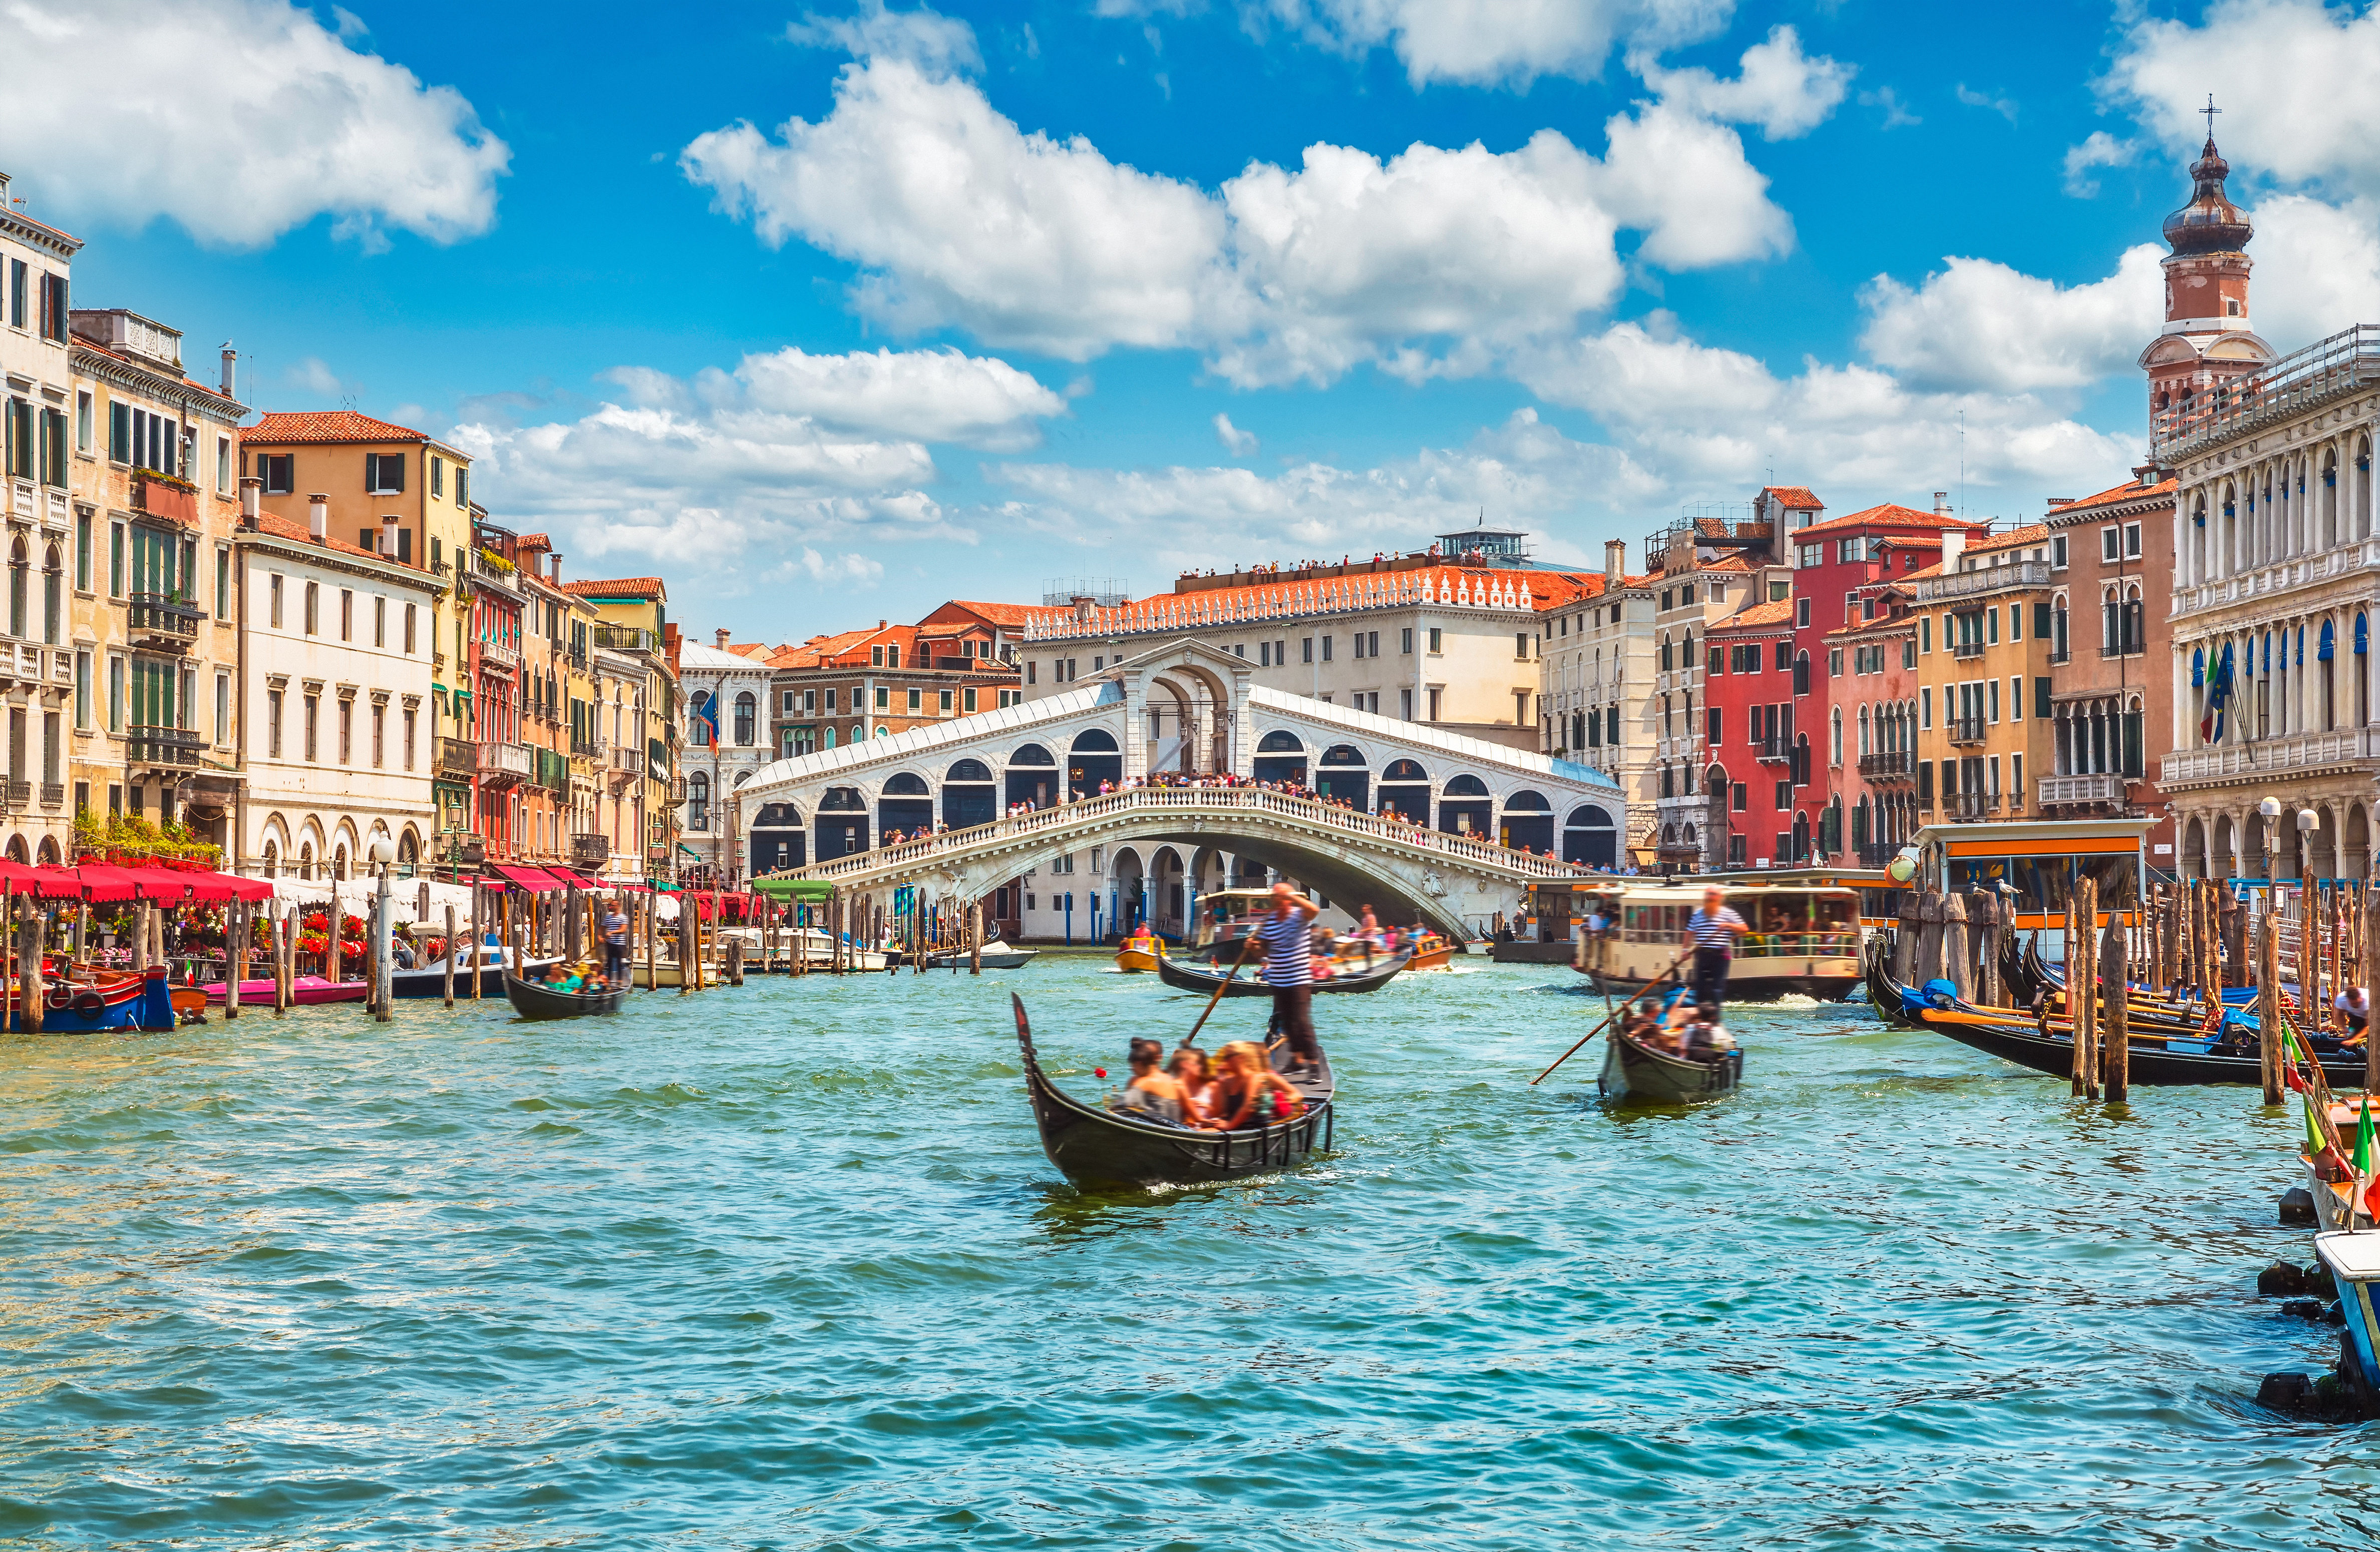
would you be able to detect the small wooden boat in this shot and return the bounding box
[16,967,176,1032]
[925,939,1039,970]
[1013,992,1333,1185]
[1597,1021,1742,1102]
[1115,933,1161,973]
[503,971,626,1020]
[1407,935,1454,971]
[1153,942,1408,997]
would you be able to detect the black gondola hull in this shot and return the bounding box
[1013,994,1334,1186]
[503,973,626,1020]
[1597,1027,1742,1101]
[1154,948,1407,997]
[1915,1010,2369,1086]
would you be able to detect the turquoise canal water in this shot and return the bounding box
[1,958,2373,1549]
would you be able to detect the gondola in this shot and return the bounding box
[1871,945,2373,1085]
[1012,993,1333,1185]
[502,971,626,1020]
[1153,942,1408,997]
[1597,1021,1742,1102]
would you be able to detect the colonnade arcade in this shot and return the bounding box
[2179,433,2376,585]
[2177,798,2374,882]
[2174,611,2374,748]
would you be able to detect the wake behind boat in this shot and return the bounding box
[1013,993,1333,1186]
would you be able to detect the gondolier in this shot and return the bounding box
[1680,884,1747,1013]
[602,900,630,984]
[1245,881,1322,1072]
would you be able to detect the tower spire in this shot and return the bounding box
[2138,106,2272,434]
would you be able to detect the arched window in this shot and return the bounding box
[1443,774,1489,797]
[733,692,756,746]
[882,772,930,795]
[688,689,715,742]
[7,536,25,639]
[1318,744,1365,765]
[687,771,711,831]
[948,757,993,783]
[1009,743,1055,765]
[1071,728,1119,752]
[1257,730,1303,753]
[41,544,59,645]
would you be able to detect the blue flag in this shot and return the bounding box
[2199,641,2233,744]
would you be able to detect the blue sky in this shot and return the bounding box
[12,0,2380,642]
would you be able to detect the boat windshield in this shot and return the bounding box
[1730,890,1859,957]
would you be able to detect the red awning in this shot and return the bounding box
[0,862,84,900]
[68,865,145,902]
[167,870,274,903]
[490,864,567,893]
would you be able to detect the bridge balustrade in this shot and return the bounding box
[766,784,1588,883]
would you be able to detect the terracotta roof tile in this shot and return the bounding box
[1025,565,1601,636]
[1701,556,1753,574]
[2052,476,2178,516]
[241,410,432,446]
[1709,598,1795,631]
[565,577,667,599]
[250,511,393,563]
[943,599,1041,627]
[1792,503,1984,539]
[1762,486,1824,510]
[1968,522,2050,555]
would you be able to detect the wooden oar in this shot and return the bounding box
[1531,950,1691,1086]
[1182,939,1256,1046]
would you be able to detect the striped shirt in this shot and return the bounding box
[1255,910,1312,987]
[1688,906,1746,950]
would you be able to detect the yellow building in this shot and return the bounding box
[562,577,681,883]
[1908,525,2057,823]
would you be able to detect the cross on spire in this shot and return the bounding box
[2201,94,2221,141]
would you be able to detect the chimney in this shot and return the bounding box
[307,494,328,545]
[549,553,562,583]
[1940,528,1967,569]
[220,342,236,400]
[381,513,400,557]
[239,476,261,530]
[1603,538,1625,588]
[1933,491,1951,517]
[715,628,731,649]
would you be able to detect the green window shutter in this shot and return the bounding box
[2034,676,2051,719]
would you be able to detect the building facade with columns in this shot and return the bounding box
[2155,131,2380,882]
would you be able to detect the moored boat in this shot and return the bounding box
[1153,941,1407,997]
[925,939,1037,970]
[1597,1021,1742,1102]
[1574,880,1861,1000]
[2312,1230,2380,1416]
[503,972,627,1020]
[1012,992,1333,1186]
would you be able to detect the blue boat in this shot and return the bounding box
[2313,1230,2380,1417]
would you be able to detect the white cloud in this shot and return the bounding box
[1856,245,2165,394]
[2062,131,2136,198]
[1263,0,1732,89]
[2239,194,2380,351]
[445,343,1065,590]
[1954,83,2017,125]
[788,1,981,73]
[1859,86,1918,129]
[0,0,507,248]
[1213,412,1259,457]
[2106,0,2380,200]
[285,356,348,397]
[1629,26,1851,141]
[683,54,1790,385]
[1514,320,2136,502]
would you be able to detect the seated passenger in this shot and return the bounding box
[1204,1040,1306,1129]
[1170,1045,1219,1117]
[1116,1036,1196,1126]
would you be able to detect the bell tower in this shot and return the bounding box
[2139,99,2274,428]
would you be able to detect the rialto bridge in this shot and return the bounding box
[731,639,1624,941]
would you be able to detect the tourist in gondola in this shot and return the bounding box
[1204,1040,1306,1129]
[1169,1045,1219,1116]
[1117,1037,1206,1127]
[1680,884,1746,1014]
[1243,881,1322,1073]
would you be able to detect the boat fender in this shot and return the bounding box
[2305,1263,2339,1300]
[70,990,104,1016]
[2256,1371,2313,1413]
[2278,1187,2317,1226]
[2281,1298,2329,1322]
[2258,1261,2307,1297]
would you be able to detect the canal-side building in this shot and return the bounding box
[678,631,774,886]
[2038,472,2179,868]
[1822,570,1921,867]
[68,307,247,855]
[765,608,1023,760]
[229,480,439,875]
[1537,539,1652,862]
[1910,524,2057,824]
[564,576,682,884]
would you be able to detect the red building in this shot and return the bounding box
[466,512,526,859]
[1702,597,1801,867]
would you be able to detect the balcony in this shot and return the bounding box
[2099,642,2144,660]
[610,744,643,777]
[1914,559,2051,602]
[570,833,611,869]
[1951,639,1988,660]
[0,780,25,811]
[2160,725,2380,788]
[479,638,521,673]
[467,547,522,597]
[439,735,475,777]
[2047,648,2071,666]
[128,725,202,769]
[2038,771,2127,807]
[1857,750,1915,782]
[1754,737,1790,763]
[40,782,62,809]
[130,473,198,526]
[475,740,533,788]
[1947,717,1988,745]
[594,624,656,653]
[126,591,202,651]
[1951,791,2003,820]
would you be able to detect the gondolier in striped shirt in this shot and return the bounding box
[1680,884,1747,1014]
[1243,881,1322,1072]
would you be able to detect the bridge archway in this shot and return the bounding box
[1379,758,1430,825]
[1317,744,1368,809]
[1006,743,1058,811]
[1562,804,1616,867]
[816,786,869,861]
[1501,789,1554,854]
[944,758,996,828]
[1441,774,1491,838]
[1150,845,1187,936]
[1254,729,1306,785]
[1111,845,1147,932]
[1069,728,1121,799]
[880,772,934,840]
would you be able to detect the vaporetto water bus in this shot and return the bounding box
[1573,879,1864,1000]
